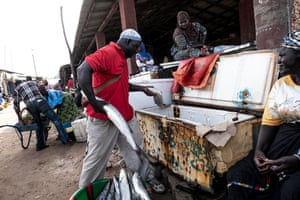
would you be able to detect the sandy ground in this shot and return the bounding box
[0,104,86,200]
[0,104,172,200]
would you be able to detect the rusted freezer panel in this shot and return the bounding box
[136,105,257,192]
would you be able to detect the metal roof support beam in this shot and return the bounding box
[97,0,119,33]
[95,31,106,49]
[85,0,119,53]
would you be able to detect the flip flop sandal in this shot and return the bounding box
[147,178,166,193]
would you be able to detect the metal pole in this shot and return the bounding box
[31,49,38,77]
[60,6,76,86]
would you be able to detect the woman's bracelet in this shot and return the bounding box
[293,154,300,161]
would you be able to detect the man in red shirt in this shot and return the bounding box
[77,29,165,193]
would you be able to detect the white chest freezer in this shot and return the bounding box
[134,50,279,192]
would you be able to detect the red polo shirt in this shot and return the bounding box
[85,42,134,121]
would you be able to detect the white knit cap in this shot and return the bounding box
[119,28,142,41]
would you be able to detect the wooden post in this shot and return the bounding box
[119,0,139,74]
[253,0,289,49]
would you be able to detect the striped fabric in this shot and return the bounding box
[282,29,300,50]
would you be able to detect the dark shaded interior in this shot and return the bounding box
[72,0,250,67]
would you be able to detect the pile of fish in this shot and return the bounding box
[96,168,151,200]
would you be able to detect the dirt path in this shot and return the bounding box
[0,104,172,200]
[0,105,87,199]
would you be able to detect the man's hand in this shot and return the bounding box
[143,87,165,108]
[200,45,210,56]
[90,98,109,114]
[143,87,156,96]
[81,96,89,107]
[146,59,154,65]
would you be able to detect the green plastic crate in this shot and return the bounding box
[69,178,110,200]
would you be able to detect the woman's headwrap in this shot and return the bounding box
[174,11,199,41]
[138,42,152,60]
[177,11,190,23]
[282,29,300,50]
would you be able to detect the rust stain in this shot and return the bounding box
[137,113,214,192]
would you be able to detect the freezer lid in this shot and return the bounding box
[174,49,279,115]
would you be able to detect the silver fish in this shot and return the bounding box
[148,87,165,108]
[96,97,152,181]
[113,176,121,200]
[128,173,139,200]
[132,172,151,200]
[96,96,138,151]
[106,179,115,200]
[96,180,111,200]
[119,168,132,200]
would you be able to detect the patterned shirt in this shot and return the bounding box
[13,81,43,109]
[262,75,300,126]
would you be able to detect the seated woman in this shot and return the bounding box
[171,10,209,61]
[135,42,156,72]
[227,29,300,200]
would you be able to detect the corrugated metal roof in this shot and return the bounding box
[72,0,242,66]
[0,69,23,74]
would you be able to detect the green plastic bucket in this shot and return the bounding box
[69,178,110,200]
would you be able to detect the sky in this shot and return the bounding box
[0,0,82,78]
